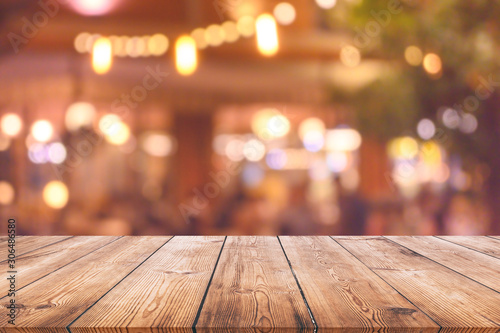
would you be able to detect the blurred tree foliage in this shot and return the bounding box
[326,0,500,231]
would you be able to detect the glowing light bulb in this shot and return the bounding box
[92,37,113,74]
[175,35,198,76]
[256,14,279,56]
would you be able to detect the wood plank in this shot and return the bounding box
[437,236,500,259]
[196,236,314,330]
[388,236,500,293]
[0,236,72,262]
[0,236,118,292]
[71,236,225,329]
[0,236,171,327]
[335,236,500,328]
[279,236,439,330]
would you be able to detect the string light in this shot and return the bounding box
[92,37,113,74]
[256,14,279,56]
[175,35,198,76]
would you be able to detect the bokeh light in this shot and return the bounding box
[442,108,460,129]
[65,102,96,131]
[404,46,423,66]
[327,151,348,173]
[303,131,325,152]
[416,118,436,140]
[28,143,49,164]
[68,0,118,16]
[175,35,198,76]
[191,28,208,49]
[48,142,67,164]
[148,34,169,56]
[256,14,279,56]
[205,24,225,47]
[1,113,23,137]
[237,16,256,37]
[243,139,266,161]
[0,181,15,205]
[221,21,240,43]
[459,113,478,134]
[105,121,130,145]
[266,148,287,169]
[298,117,325,140]
[141,132,173,157]
[92,37,113,74]
[31,120,53,143]
[325,128,362,151]
[315,0,337,9]
[423,53,442,75]
[42,181,69,209]
[273,2,296,26]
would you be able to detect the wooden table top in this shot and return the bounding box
[1,236,500,332]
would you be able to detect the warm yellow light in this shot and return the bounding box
[221,21,239,43]
[256,14,279,56]
[1,113,23,137]
[74,32,91,53]
[0,181,15,205]
[175,35,198,76]
[92,37,113,74]
[148,34,169,55]
[43,181,68,209]
[105,121,130,145]
[65,102,96,131]
[141,132,173,157]
[205,24,225,47]
[191,28,208,49]
[423,53,442,75]
[298,117,325,140]
[325,128,362,151]
[31,120,53,143]
[405,46,423,66]
[99,114,121,135]
[237,16,256,37]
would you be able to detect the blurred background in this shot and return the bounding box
[0,0,499,236]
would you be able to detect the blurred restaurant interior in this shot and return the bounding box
[0,0,499,236]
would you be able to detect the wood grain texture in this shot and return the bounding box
[0,236,170,327]
[436,236,500,259]
[388,236,500,292]
[71,236,225,329]
[335,236,500,328]
[0,236,72,263]
[196,236,314,330]
[0,236,118,293]
[279,236,438,330]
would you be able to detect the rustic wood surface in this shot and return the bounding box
[0,235,498,332]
